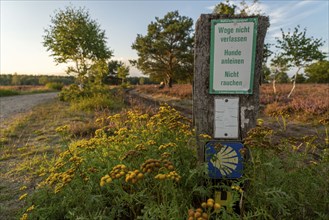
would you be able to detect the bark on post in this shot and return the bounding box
[193,14,269,162]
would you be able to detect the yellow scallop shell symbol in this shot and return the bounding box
[210,145,238,176]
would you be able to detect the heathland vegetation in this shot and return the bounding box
[1,83,328,219]
[1,1,328,219]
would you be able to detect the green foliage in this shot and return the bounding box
[244,126,329,219]
[0,89,20,97]
[139,77,145,85]
[0,74,74,86]
[274,25,326,97]
[270,55,290,83]
[126,77,156,85]
[18,103,329,219]
[89,60,109,85]
[108,60,124,76]
[261,64,271,83]
[38,76,49,85]
[11,73,21,85]
[117,64,130,84]
[276,26,326,68]
[276,72,290,83]
[58,84,84,102]
[45,82,64,91]
[263,43,273,64]
[59,84,125,112]
[21,106,215,219]
[213,0,261,16]
[70,93,124,112]
[213,0,236,15]
[0,86,56,97]
[275,25,326,91]
[293,73,306,83]
[131,11,194,87]
[305,60,329,83]
[43,6,112,84]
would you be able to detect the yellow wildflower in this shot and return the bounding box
[146,140,156,146]
[20,213,28,220]
[199,133,212,139]
[19,193,28,201]
[26,205,35,212]
[257,118,264,126]
[19,186,27,191]
[231,185,244,193]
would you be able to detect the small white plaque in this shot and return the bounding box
[214,97,239,139]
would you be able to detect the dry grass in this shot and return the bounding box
[0,100,101,219]
[0,85,47,92]
[134,83,329,119]
[0,85,53,97]
[261,84,329,119]
[135,84,192,99]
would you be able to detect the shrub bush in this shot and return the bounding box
[0,89,20,97]
[69,93,124,112]
[58,84,84,102]
[45,82,64,91]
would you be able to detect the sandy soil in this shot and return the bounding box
[0,92,58,127]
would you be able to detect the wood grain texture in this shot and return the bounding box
[193,14,269,162]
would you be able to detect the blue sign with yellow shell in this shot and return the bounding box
[205,141,243,179]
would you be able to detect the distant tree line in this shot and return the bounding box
[0,73,159,86]
[0,73,75,86]
[126,77,157,85]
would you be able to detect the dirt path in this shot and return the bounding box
[0,93,62,219]
[0,92,58,128]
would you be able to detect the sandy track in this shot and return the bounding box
[0,92,59,123]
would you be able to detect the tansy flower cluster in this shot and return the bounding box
[26,205,35,212]
[68,155,83,165]
[141,159,162,173]
[125,170,144,184]
[158,142,177,150]
[110,164,128,179]
[19,185,27,191]
[161,152,171,159]
[188,198,221,220]
[100,158,181,187]
[29,105,198,219]
[20,213,28,220]
[155,171,181,182]
[100,174,112,186]
[121,150,142,160]
[135,143,147,151]
[231,185,244,193]
[40,168,76,193]
[100,164,127,186]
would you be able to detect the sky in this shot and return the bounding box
[1,0,328,77]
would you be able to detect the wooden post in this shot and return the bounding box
[193,14,269,162]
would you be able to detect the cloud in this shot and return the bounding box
[205,5,215,12]
[263,1,327,43]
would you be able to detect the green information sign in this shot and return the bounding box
[210,18,258,94]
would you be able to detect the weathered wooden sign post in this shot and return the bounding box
[193,14,269,180]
